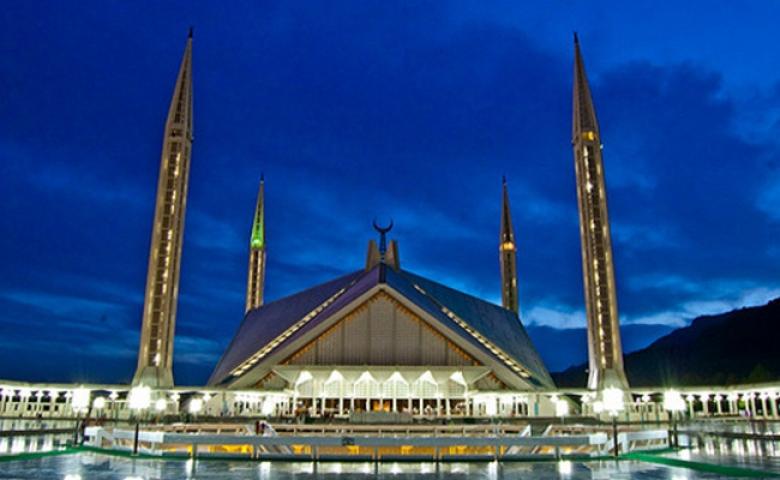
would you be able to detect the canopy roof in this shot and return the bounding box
[209,264,553,389]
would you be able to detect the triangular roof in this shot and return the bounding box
[208,265,554,389]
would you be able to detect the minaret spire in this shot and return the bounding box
[573,32,599,143]
[245,176,267,312]
[133,31,194,387]
[499,177,519,314]
[571,35,629,391]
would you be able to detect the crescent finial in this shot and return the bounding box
[372,217,393,234]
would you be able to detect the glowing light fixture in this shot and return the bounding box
[555,398,569,418]
[449,371,466,386]
[601,387,624,416]
[72,388,91,412]
[189,398,203,414]
[326,370,344,384]
[295,370,313,387]
[663,390,686,412]
[128,385,152,411]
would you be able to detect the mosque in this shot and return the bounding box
[124,30,628,419]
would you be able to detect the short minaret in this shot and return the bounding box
[572,34,629,391]
[133,30,194,388]
[245,176,267,312]
[499,177,519,314]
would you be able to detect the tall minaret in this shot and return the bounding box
[133,30,194,388]
[245,176,266,312]
[572,34,628,391]
[499,177,519,314]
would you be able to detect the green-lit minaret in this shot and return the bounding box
[134,30,193,388]
[245,176,266,312]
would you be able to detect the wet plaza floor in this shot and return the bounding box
[0,453,752,479]
[1,420,779,478]
[661,422,780,475]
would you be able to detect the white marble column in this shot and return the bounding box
[686,395,695,418]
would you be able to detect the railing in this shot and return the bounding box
[152,422,531,436]
[83,425,669,461]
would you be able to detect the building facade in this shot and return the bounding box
[211,240,556,417]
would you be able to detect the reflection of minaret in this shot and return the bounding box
[245,176,266,312]
[133,30,194,388]
[572,34,629,391]
[499,177,519,314]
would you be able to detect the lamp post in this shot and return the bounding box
[154,398,167,424]
[663,389,685,449]
[109,391,119,420]
[71,388,90,445]
[92,397,106,422]
[128,385,152,455]
[601,387,624,458]
[189,397,203,417]
[640,394,650,425]
[555,397,569,425]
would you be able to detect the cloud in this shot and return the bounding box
[757,175,780,222]
[611,222,681,251]
[1,290,121,316]
[174,335,223,366]
[625,285,780,327]
[187,209,245,253]
[524,305,586,329]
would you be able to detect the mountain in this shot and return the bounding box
[526,324,675,372]
[553,298,780,388]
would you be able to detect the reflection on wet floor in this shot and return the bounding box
[1,419,779,478]
[665,420,780,474]
[0,453,744,479]
[0,418,72,456]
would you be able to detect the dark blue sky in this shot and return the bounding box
[1,1,778,385]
